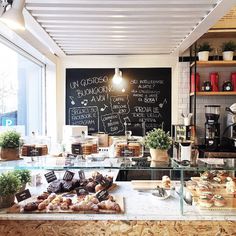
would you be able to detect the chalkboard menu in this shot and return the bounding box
[66,68,171,135]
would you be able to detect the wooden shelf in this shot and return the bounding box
[190,91,236,96]
[190,61,236,67]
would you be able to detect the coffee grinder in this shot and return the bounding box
[205,105,220,149]
[222,103,236,148]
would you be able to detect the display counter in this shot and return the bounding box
[0,156,236,235]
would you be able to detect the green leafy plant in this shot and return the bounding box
[0,130,21,149]
[221,41,236,52]
[144,128,172,150]
[13,170,31,185]
[197,42,213,52]
[0,172,20,196]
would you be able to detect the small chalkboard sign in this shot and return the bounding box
[63,170,75,181]
[75,187,89,196]
[44,171,57,183]
[97,178,111,188]
[78,170,86,180]
[96,189,109,202]
[15,189,31,202]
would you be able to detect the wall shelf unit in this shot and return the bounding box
[190,61,236,68]
[190,91,236,96]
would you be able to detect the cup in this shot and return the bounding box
[184,117,191,126]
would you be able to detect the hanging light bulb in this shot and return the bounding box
[112,68,123,85]
[0,0,25,30]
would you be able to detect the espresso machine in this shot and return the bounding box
[205,105,220,150]
[222,103,236,148]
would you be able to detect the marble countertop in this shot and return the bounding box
[0,174,236,221]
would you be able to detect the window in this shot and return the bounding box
[0,41,45,136]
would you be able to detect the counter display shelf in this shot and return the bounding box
[0,156,236,221]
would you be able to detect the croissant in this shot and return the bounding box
[98,199,121,212]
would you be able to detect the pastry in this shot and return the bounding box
[48,193,57,202]
[200,191,213,199]
[48,202,58,210]
[200,171,213,181]
[217,171,229,182]
[213,195,226,207]
[98,199,121,212]
[51,195,63,205]
[196,183,212,194]
[71,201,99,212]
[37,192,49,200]
[95,184,105,192]
[38,202,47,210]
[198,195,213,208]
[226,178,236,193]
[24,202,39,211]
[213,176,222,184]
[85,181,97,192]
[161,176,171,189]
[47,180,63,193]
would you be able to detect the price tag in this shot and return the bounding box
[15,189,31,203]
[96,189,109,202]
[63,170,75,181]
[97,178,111,188]
[75,187,89,196]
[44,171,57,183]
[78,170,85,180]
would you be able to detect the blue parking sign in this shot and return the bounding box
[2,117,16,126]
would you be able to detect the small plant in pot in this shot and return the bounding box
[13,169,31,191]
[0,172,21,208]
[0,130,21,160]
[221,41,236,61]
[197,42,213,61]
[144,128,172,162]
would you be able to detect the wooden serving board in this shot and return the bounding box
[131,180,174,190]
[194,197,236,211]
[187,178,236,198]
[7,194,124,214]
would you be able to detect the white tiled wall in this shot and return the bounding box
[178,62,236,144]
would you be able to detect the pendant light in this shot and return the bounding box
[112,68,123,85]
[0,0,25,30]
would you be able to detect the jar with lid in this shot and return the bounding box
[81,136,98,155]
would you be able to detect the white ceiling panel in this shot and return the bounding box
[24,0,236,55]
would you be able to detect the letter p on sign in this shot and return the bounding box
[2,117,16,126]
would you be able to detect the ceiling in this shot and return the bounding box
[24,0,235,56]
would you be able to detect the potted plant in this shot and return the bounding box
[221,41,236,61]
[197,42,213,61]
[0,172,20,208]
[13,169,31,191]
[0,130,21,160]
[144,128,172,162]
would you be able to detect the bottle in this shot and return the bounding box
[213,49,219,61]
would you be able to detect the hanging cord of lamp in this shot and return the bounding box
[112,68,123,85]
[0,0,25,30]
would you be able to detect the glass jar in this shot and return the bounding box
[114,138,143,157]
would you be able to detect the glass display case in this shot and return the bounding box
[0,155,236,220]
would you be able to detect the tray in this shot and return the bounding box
[7,194,124,214]
[131,180,174,190]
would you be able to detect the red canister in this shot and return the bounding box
[191,73,200,92]
[231,72,236,91]
[210,72,219,92]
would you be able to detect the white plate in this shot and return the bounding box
[152,190,171,200]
